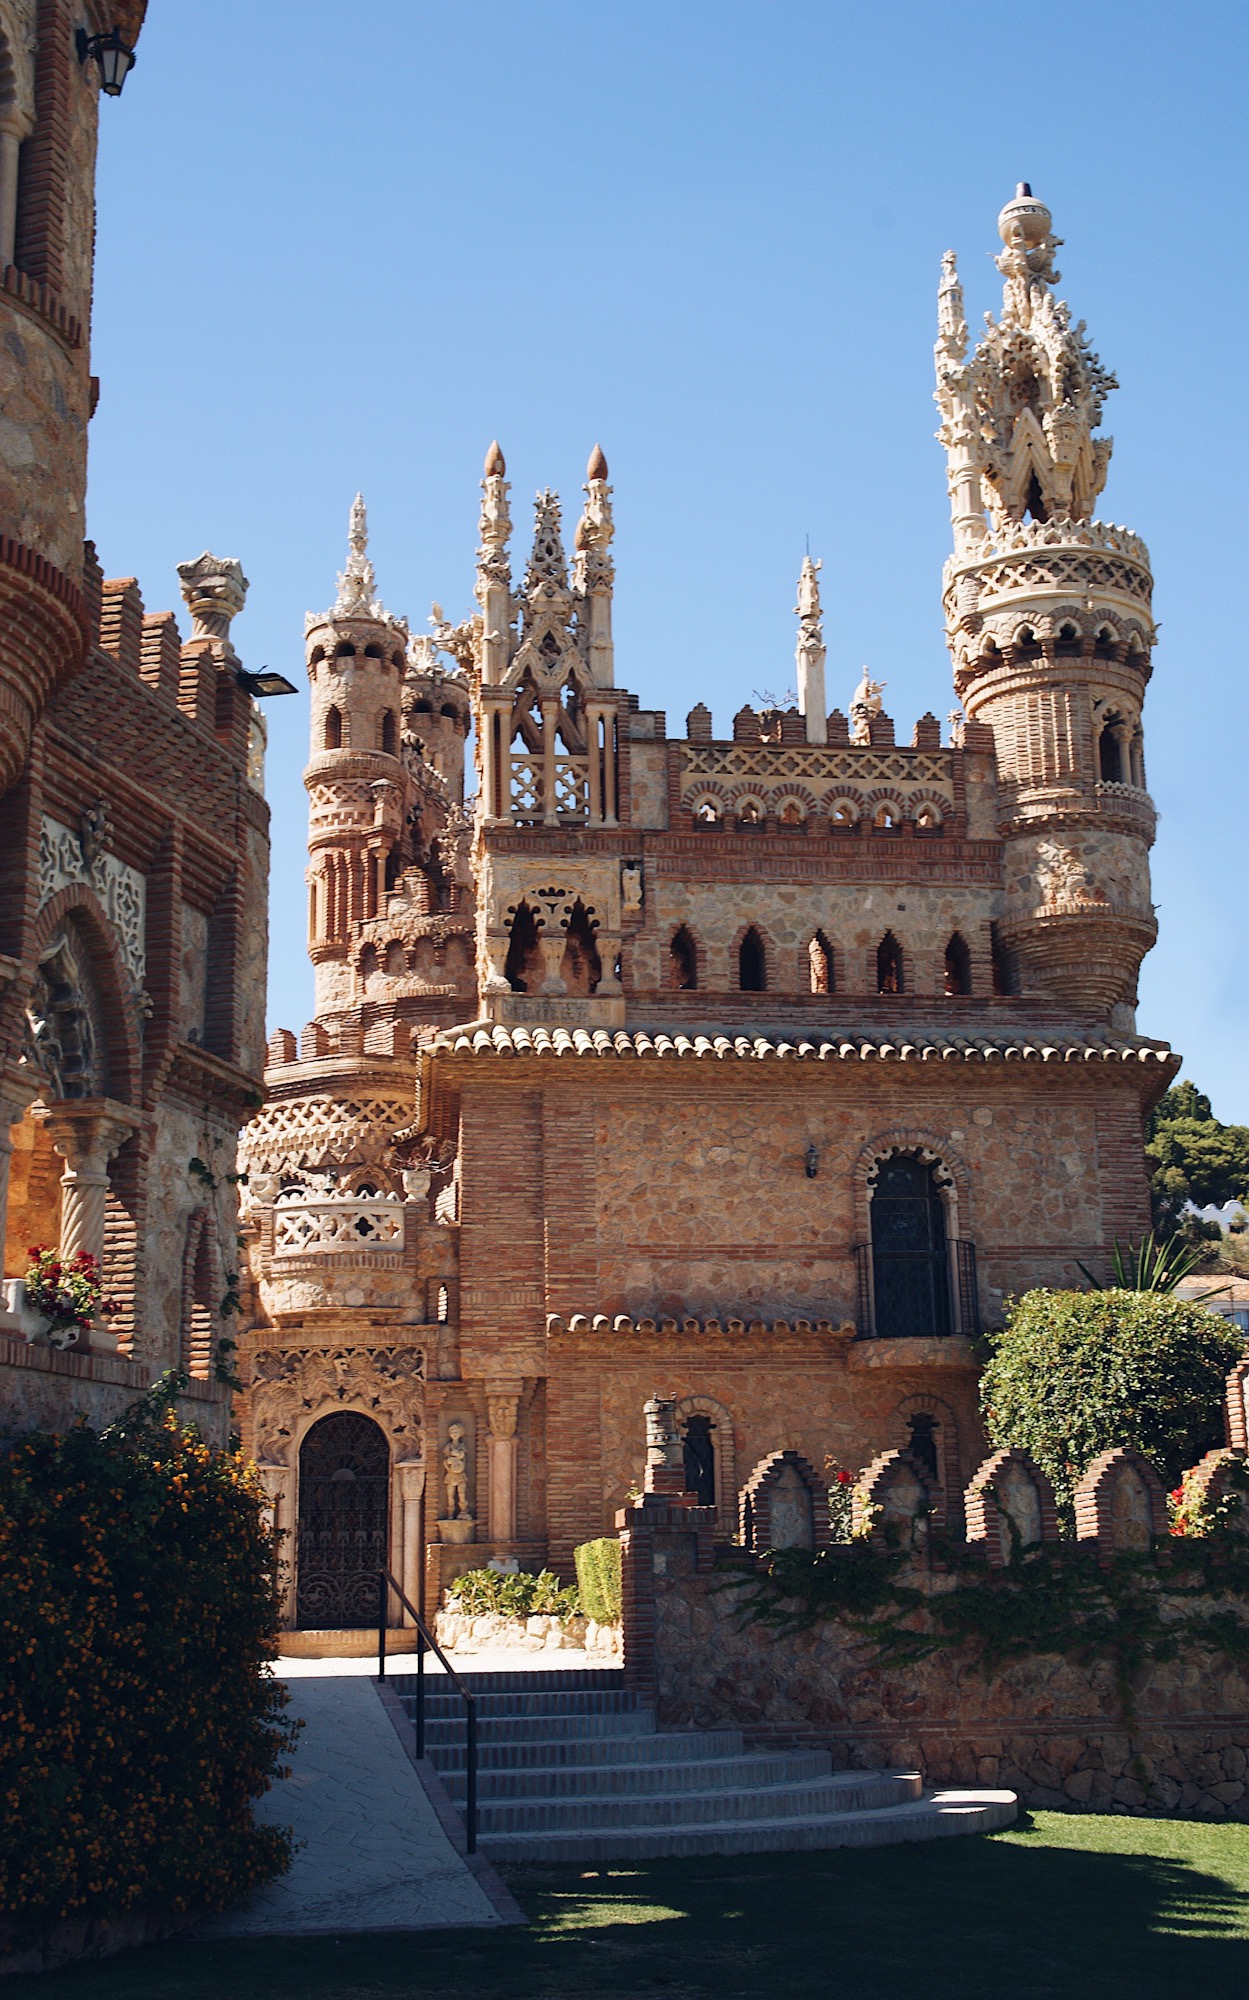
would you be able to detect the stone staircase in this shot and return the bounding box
[396,1667,1016,1863]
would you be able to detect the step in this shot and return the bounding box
[479,1788,1018,1863]
[472,1769,920,1835]
[431,1727,747,1775]
[442,1748,838,1802]
[390,1668,626,1699]
[401,1686,641,1722]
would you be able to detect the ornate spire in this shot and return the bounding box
[524,490,569,593]
[574,446,615,688]
[475,443,513,685]
[794,555,826,744]
[334,493,385,618]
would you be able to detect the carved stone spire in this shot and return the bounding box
[525,490,569,593]
[476,442,514,686]
[334,493,385,618]
[574,444,615,687]
[794,554,826,744]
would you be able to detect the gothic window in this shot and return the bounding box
[990,922,1019,997]
[324,705,343,750]
[560,900,602,997]
[830,802,859,833]
[669,925,698,991]
[943,933,971,997]
[737,799,763,827]
[694,798,721,826]
[871,1153,951,1340]
[682,1414,716,1508]
[1056,622,1081,657]
[876,931,903,995]
[907,1412,940,1483]
[504,902,544,994]
[738,927,766,992]
[779,800,805,826]
[1098,719,1124,783]
[380,710,398,755]
[809,931,833,995]
[26,925,107,1100]
[1024,473,1048,524]
[1093,626,1117,659]
[873,803,899,831]
[915,804,942,836]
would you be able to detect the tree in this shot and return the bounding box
[1145,1081,1249,1231]
[980,1289,1243,1522]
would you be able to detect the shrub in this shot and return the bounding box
[980,1288,1244,1522]
[0,1382,297,1940]
[448,1567,580,1620]
[574,1537,623,1624]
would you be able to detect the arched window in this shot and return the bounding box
[560,900,602,996]
[384,940,406,977]
[871,1153,951,1339]
[1098,724,1122,783]
[877,931,903,995]
[694,798,721,827]
[738,927,766,992]
[380,709,397,755]
[990,922,1018,997]
[669,925,697,991]
[906,1412,940,1482]
[504,902,544,993]
[873,803,900,831]
[737,799,763,827]
[943,932,971,997]
[296,1413,390,1629]
[324,705,343,750]
[779,799,805,827]
[809,931,833,995]
[682,1413,716,1508]
[830,801,859,834]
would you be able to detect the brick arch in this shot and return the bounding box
[826,792,865,828]
[728,787,768,823]
[728,919,772,992]
[773,785,819,817]
[29,883,142,1104]
[852,1128,973,1243]
[889,1391,964,1530]
[665,919,704,992]
[674,1393,737,1530]
[908,786,949,819]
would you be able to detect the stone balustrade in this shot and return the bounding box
[271,1194,407,1257]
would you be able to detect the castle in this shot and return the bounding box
[0,1,270,1442]
[238,185,1178,1638]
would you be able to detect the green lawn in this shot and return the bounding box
[10,1813,1249,2000]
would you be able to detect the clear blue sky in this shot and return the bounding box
[86,1,1248,1119]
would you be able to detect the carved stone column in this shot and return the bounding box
[256,1462,296,1627]
[35,1100,141,1348]
[0,1062,42,1328]
[486,1386,522,1544]
[395,1457,427,1624]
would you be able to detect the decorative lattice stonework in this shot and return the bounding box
[678,743,953,816]
[241,1094,413,1173]
[38,814,146,987]
[248,1344,425,1465]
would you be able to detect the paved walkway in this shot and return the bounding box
[195,1674,504,1937]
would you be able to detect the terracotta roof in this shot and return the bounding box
[428,1021,1176,1067]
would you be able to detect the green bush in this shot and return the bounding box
[980,1289,1244,1521]
[0,1384,297,1941]
[449,1567,580,1619]
[574,1537,623,1624]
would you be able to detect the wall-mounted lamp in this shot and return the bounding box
[75,26,137,97]
[805,1143,820,1180]
[237,667,298,698]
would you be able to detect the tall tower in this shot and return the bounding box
[937,186,1156,1023]
[304,497,410,1015]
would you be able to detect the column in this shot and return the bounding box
[603,713,618,824]
[0,117,28,271]
[486,1386,522,1545]
[586,706,603,823]
[36,1100,141,1350]
[541,700,559,825]
[395,1457,427,1624]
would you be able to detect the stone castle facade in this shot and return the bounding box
[240,185,1179,1636]
[0,0,271,1441]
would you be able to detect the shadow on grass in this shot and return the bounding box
[7,1827,1249,2000]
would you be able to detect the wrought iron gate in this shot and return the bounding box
[296,1412,390,1628]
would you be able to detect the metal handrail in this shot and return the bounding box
[377,1567,477,1853]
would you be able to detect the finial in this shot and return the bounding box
[586,443,608,481]
[484,440,506,477]
[177,552,248,645]
[334,491,380,617]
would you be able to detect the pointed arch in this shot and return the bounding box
[669,924,698,991]
[380,709,398,755]
[943,932,971,997]
[504,901,544,994]
[738,926,767,992]
[324,704,343,750]
[876,930,904,995]
[560,900,601,997]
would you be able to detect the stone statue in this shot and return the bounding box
[849,670,886,745]
[621,864,643,916]
[443,1421,471,1519]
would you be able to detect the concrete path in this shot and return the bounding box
[195,1674,506,1937]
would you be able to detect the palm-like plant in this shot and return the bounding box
[1077,1230,1228,1297]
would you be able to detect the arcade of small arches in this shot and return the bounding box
[662,923,1009,998]
[690,791,948,834]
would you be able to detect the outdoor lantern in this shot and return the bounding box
[238,668,298,698]
[75,27,137,97]
[805,1143,820,1180]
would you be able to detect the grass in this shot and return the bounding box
[7,1813,1249,2000]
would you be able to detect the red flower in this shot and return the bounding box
[836,1470,854,1485]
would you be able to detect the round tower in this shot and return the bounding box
[304,496,409,1012]
[936,187,1156,1024]
[403,633,471,800]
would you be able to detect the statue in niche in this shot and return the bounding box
[443,1421,471,1519]
[621,864,643,916]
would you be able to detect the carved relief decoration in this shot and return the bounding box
[249,1344,425,1465]
[242,1094,413,1174]
[39,811,146,988]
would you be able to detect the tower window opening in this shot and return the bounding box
[738,799,763,827]
[384,850,402,892]
[364,643,383,660]
[682,1413,716,1509]
[324,705,343,750]
[877,931,904,995]
[809,931,833,995]
[831,802,859,833]
[780,800,805,826]
[694,798,721,827]
[991,922,1019,997]
[943,932,971,997]
[915,804,942,835]
[669,925,698,991]
[440,703,460,721]
[1099,724,1123,783]
[504,902,544,993]
[380,710,398,755]
[1056,622,1081,656]
[1094,626,1117,659]
[333,641,356,659]
[560,900,602,997]
[738,927,766,992]
[1024,473,1049,524]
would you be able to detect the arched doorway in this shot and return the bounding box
[870,1152,952,1339]
[296,1412,390,1628]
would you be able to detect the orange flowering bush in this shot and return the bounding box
[0,1380,297,1938]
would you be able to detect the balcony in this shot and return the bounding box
[852,1239,980,1341]
[271,1194,407,1260]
